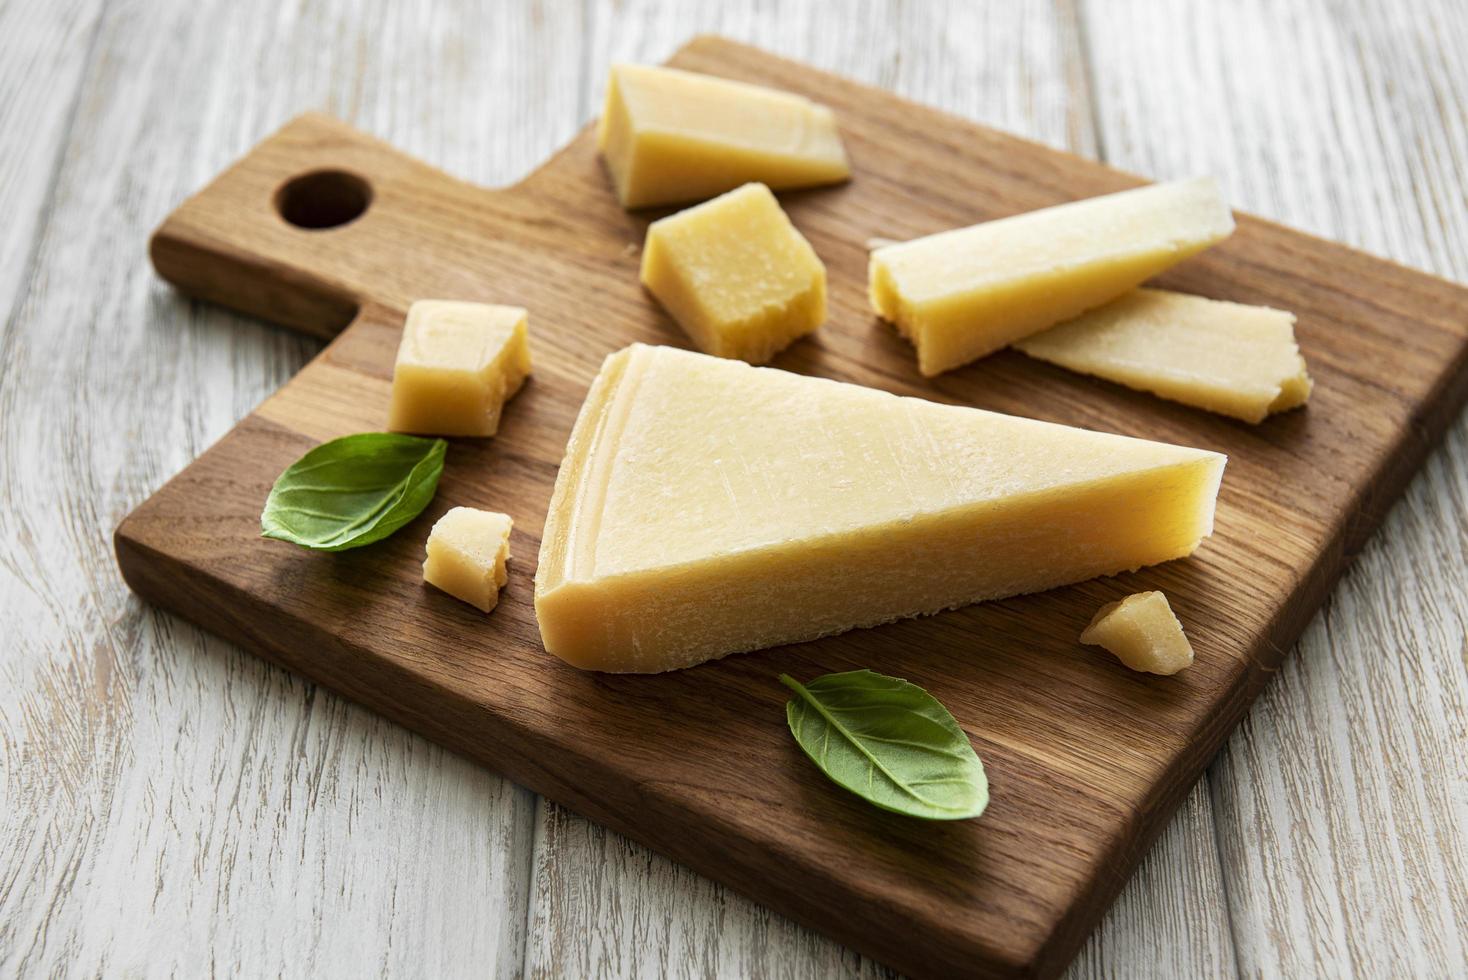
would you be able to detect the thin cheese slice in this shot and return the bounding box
[869,178,1236,375]
[1015,289,1312,423]
[597,64,851,208]
[535,344,1226,673]
[1081,591,1194,675]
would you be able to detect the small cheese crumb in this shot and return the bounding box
[1081,591,1194,675]
[388,301,532,437]
[423,507,513,613]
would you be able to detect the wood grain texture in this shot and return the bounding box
[4,3,1466,979]
[0,0,588,974]
[0,0,103,319]
[544,7,1236,979]
[107,30,1468,980]
[1084,2,1468,975]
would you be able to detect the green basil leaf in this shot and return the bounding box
[261,433,447,551]
[780,669,988,820]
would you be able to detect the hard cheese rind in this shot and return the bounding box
[387,301,532,437]
[535,344,1227,673]
[1016,289,1312,422]
[640,183,826,364]
[423,507,513,613]
[597,64,850,208]
[869,178,1235,375]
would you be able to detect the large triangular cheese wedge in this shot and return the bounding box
[535,345,1226,672]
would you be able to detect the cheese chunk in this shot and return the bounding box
[1015,289,1312,423]
[641,183,826,363]
[423,507,513,613]
[869,178,1236,375]
[387,301,532,437]
[1081,591,1194,675]
[597,63,850,209]
[535,344,1226,673]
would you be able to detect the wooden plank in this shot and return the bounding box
[1083,0,1468,974]
[530,4,1235,979]
[110,32,1468,978]
[0,0,591,974]
[0,0,104,318]
[1064,785,1239,979]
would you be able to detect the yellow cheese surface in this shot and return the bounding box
[387,301,532,437]
[1015,288,1312,423]
[1080,591,1194,675]
[597,64,850,209]
[640,183,826,364]
[423,507,513,613]
[869,178,1236,376]
[535,344,1226,673]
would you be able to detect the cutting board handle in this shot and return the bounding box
[149,112,523,339]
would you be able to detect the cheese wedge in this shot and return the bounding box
[597,64,851,209]
[387,301,532,437]
[869,178,1236,375]
[1015,289,1312,423]
[1081,591,1194,675]
[423,507,513,613]
[641,183,826,363]
[535,344,1226,673]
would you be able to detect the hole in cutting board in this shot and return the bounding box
[275,170,372,229]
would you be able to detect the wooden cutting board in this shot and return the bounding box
[114,35,1468,980]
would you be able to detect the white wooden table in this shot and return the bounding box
[2,2,1465,976]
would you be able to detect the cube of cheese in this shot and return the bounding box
[1014,289,1312,423]
[869,178,1236,375]
[1080,591,1194,675]
[641,183,826,364]
[423,507,513,613]
[387,301,532,437]
[598,63,850,209]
